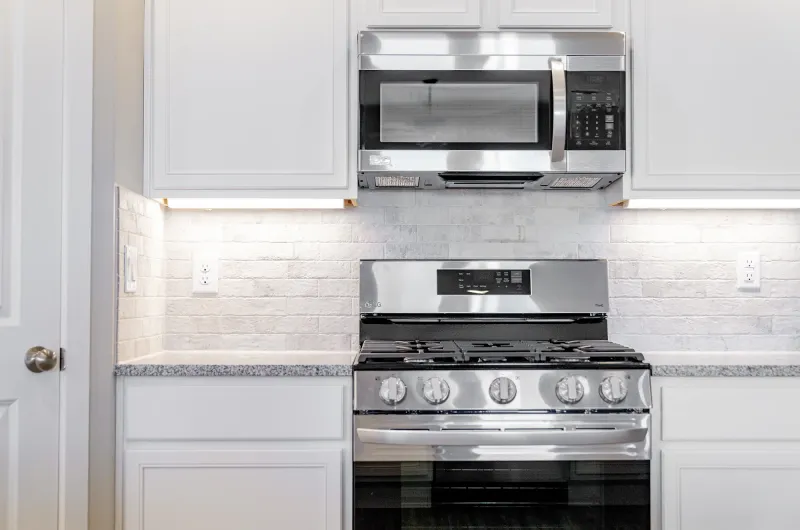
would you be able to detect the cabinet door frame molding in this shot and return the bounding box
[497,0,613,28]
[123,449,343,530]
[363,0,482,28]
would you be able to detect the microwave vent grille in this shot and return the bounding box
[550,176,603,189]
[374,175,420,188]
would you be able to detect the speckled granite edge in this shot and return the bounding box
[114,364,353,377]
[652,365,800,377]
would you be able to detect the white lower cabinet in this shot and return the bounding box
[118,377,352,530]
[653,377,800,530]
[124,449,342,530]
[661,449,800,530]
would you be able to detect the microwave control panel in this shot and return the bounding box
[566,72,625,150]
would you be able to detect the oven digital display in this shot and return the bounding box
[437,269,532,295]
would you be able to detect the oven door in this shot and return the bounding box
[358,57,565,175]
[354,414,650,530]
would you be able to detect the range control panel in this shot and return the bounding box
[437,269,532,295]
[566,72,625,150]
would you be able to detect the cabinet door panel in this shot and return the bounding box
[124,449,342,530]
[362,0,482,27]
[662,450,800,530]
[631,0,800,191]
[147,0,349,194]
[497,0,613,28]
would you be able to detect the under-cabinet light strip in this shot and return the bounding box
[163,198,349,210]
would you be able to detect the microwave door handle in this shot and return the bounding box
[549,57,567,164]
[357,427,647,446]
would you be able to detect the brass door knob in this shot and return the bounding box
[25,346,58,373]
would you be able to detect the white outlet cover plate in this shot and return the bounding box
[737,251,761,290]
[123,245,138,293]
[192,252,219,294]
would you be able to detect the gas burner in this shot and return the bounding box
[360,340,460,355]
[545,339,637,353]
[455,341,541,363]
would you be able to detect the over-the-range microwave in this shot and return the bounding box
[357,31,627,191]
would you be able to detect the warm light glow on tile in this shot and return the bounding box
[624,199,800,210]
[163,198,346,210]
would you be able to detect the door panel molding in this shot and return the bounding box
[497,0,613,28]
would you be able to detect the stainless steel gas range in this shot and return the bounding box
[353,260,651,530]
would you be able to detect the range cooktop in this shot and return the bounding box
[357,339,644,369]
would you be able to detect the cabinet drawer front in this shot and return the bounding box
[660,381,800,442]
[125,379,347,441]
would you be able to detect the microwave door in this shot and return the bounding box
[359,68,556,175]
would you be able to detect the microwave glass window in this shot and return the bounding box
[379,83,539,144]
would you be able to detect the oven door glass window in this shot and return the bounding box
[354,461,650,530]
[360,71,552,151]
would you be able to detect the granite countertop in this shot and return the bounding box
[114,351,356,377]
[116,351,800,378]
[646,352,800,377]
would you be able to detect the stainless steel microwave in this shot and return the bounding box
[357,31,627,191]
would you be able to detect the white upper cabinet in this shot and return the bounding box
[361,0,482,28]
[496,0,613,28]
[629,0,800,196]
[145,0,353,199]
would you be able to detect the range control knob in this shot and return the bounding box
[422,377,450,405]
[556,376,585,404]
[379,376,407,406]
[600,376,628,404]
[489,377,517,404]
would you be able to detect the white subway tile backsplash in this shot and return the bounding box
[319,279,359,297]
[450,208,516,225]
[288,261,352,279]
[319,243,384,260]
[611,225,702,243]
[117,187,166,362]
[118,189,800,358]
[385,243,449,259]
[286,297,353,316]
[353,225,417,243]
[385,207,451,225]
[221,260,290,279]
[318,316,360,334]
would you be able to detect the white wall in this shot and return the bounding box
[146,189,800,354]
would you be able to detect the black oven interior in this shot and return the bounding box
[355,460,650,530]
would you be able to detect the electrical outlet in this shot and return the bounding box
[737,251,761,290]
[192,252,219,294]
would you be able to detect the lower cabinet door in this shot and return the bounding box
[123,449,342,530]
[662,449,800,530]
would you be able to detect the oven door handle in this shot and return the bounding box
[357,427,648,446]
[549,57,567,164]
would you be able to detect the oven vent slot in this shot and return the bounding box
[374,175,420,188]
[549,176,603,189]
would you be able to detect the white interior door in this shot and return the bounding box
[0,0,64,527]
